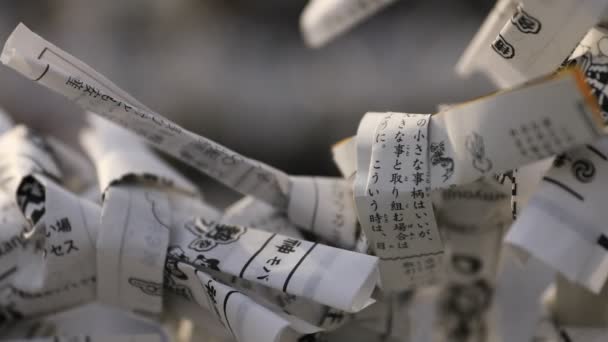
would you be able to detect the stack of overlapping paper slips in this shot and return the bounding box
[2,0,608,340]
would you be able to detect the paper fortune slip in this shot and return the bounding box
[300,0,397,48]
[457,0,608,88]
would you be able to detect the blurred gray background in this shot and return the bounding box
[0,0,496,201]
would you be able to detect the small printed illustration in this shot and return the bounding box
[571,159,596,183]
[430,141,455,182]
[192,254,221,272]
[128,277,163,296]
[510,7,541,34]
[185,218,246,252]
[15,176,46,225]
[553,153,596,183]
[491,34,514,59]
[572,52,608,122]
[465,132,493,174]
[165,246,191,280]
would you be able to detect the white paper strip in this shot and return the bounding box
[222,196,301,238]
[222,197,351,332]
[1,23,290,209]
[434,178,510,342]
[14,174,98,292]
[455,0,518,79]
[80,114,197,195]
[342,69,604,195]
[355,112,443,291]
[300,0,397,48]
[458,0,608,88]
[0,191,27,288]
[169,218,378,312]
[81,113,197,314]
[97,186,170,314]
[174,262,321,342]
[0,126,61,196]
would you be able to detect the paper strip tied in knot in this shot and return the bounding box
[355,112,443,291]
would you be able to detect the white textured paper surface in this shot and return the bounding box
[80,114,197,195]
[6,174,98,319]
[98,186,170,314]
[433,178,510,342]
[81,113,198,314]
[458,0,608,88]
[300,0,397,48]
[287,176,359,249]
[173,262,321,342]
[455,0,518,79]
[169,218,378,312]
[429,70,604,188]
[0,126,61,196]
[342,70,604,196]
[4,335,163,342]
[506,138,608,293]
[355,112,443,291]
[222,196,354,332]
[506,28,608,294]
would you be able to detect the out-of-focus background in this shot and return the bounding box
[0,0,496,202]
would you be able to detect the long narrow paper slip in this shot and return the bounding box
[433,179,510,342]
[0,126,61,195]
[355,112,443,291]
[169,218,378,312]
[81,114,207,314]
[506,138,608,293]
[98,186,171,314]
[0,192,26,288]
[458,0,608,88]
[455,0,518,79]
[1,23,290,209]
[300,0,397,48]
[221,198,352,331]
[171,262,321,342]
[3,175,98,321]
[431,69,604,188]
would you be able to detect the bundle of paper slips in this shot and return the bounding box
[2,0,608,341]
